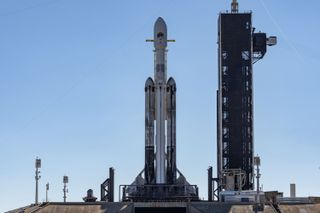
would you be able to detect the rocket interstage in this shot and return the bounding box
[145,17,176,184]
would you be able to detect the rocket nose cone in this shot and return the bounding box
[155,17,166,30]
[154,17,167,48]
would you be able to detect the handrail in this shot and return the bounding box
[120,184,199,201]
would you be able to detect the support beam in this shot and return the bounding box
[101,167,114,202]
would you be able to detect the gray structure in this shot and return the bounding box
[290,184,296,198]
[121,17,198,202]
[100,167,114,202]
[7,202,320,213]
[46,183,49,202]
[63,176,69,203]
[83,189,98,202]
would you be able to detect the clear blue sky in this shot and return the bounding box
[0,0,319,211]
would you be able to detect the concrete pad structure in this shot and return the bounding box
[6,202,320,213]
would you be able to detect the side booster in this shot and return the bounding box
[145,17,176,185]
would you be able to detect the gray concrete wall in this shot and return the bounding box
[279,204,320,213]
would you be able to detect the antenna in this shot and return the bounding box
[253,156,264,212]
[231,0,239,13]
[254,156,261,198]
[35,158,41,205]
[63,176,69,202]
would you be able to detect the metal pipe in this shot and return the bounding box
[109,167,114,202]
[208,167,213,201]
[46,183,49,202]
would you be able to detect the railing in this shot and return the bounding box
[277,197,312,204]
[120,184,199,202]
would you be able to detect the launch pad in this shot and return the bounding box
[9,201,320,213]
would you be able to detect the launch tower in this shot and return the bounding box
[217,0,276,193]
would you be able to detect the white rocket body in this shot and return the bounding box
[145,17,176,184]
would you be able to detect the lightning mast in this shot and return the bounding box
[63,176,69,202]
[35,158,41,205]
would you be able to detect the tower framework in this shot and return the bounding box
[217,4,276,192]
